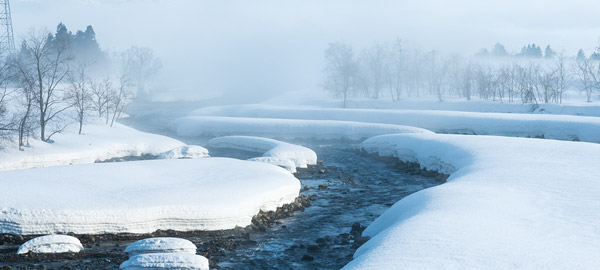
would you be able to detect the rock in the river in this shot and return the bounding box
[124,237,197,256]
[120,253,209,270]
[17,235,83,254]
[158,145,209,159]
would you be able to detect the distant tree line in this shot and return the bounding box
[0,23,162,150]
[323,39,600,107]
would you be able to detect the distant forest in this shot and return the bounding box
[322,38,600,107]
[17,23,107,67]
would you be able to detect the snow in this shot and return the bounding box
[17,235,83,254]
[0,121,186,171]
[124,237,197,256]
[248,157,298,173]
[0,158,300,235]
[208,136,317,170]
[172,115,432,140]
[120,253,209,270]
[157,145,209,159]
[342,133,600,269]
[191,104,600,143]
[259,89,600,117]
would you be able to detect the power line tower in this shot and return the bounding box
[0,0,15,56]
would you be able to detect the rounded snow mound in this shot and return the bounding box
[120,253,209,270]
[209,136,317,172]
[248,157,298,173]
[158,145,209,159]
[125,237,197,256]
[17,235,83,254]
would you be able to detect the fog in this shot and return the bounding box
[11,0,600,101]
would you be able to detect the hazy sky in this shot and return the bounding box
[11,0,600,100]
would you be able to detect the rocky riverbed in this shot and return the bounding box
[0,145,445,269]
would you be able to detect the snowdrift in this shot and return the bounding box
[0,122,186,171]
[172,116,433,141]
[192,105,600,143]
[208,136,317,171]
[0,158,300,235]
[342,133,600,269]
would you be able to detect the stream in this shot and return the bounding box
[0,101,445,269]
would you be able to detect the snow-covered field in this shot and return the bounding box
[342,133,600,269]
[0,121,186,171]
[190,105,600,143]
[0,158,300,235]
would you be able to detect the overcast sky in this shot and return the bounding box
[11,0,600,99]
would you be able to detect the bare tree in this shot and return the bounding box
[384,38,405,101]
[575,56,595,102]
[66,61,91,134]
[323,42,357,108]
[0,59,13,143]
[121,46,162,99]
[360,43,386,99]
[15,29,72,142]
[109,69,134,127]
[554,52,570,103]
[89,76,112,119]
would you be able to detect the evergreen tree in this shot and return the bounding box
[491,43,508,57]
[544,45,556,59]
[576,49,586,61]
[53,23,73,49]
[475,48,489,58]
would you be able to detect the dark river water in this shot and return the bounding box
[0,101,443,269]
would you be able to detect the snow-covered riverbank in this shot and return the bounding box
[344,133,600,269]
[0,121,186,171]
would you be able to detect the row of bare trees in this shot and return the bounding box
[0,28,161,150]
[323,40,600,107]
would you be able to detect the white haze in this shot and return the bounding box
[11,0,600,101]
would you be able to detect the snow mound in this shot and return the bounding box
[173,116,432,141]
[248,157,298,173]
[124,237,197,256]
[192,104,600,143]
[120,253,209,270]
[342,133,600,269]
[17,235,83,254]
[158,145,209,159]
[0,122,185,171]
[0,158,300,235]
[209,136,317,172]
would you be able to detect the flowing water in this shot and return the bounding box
[0,102,444,269]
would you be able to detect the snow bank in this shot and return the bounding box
[173,116,433,141]
[208,136,317,171]
[120,253,209,270]
[192,105,600,143]
[158,145,209,159]
[124,237,197,256]
[0,158,300,235]
[17,235,83,254]
[248,157,298,173]
[342,133,600,269]
[0,121,185,171]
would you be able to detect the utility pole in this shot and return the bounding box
[0,0,15,56]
